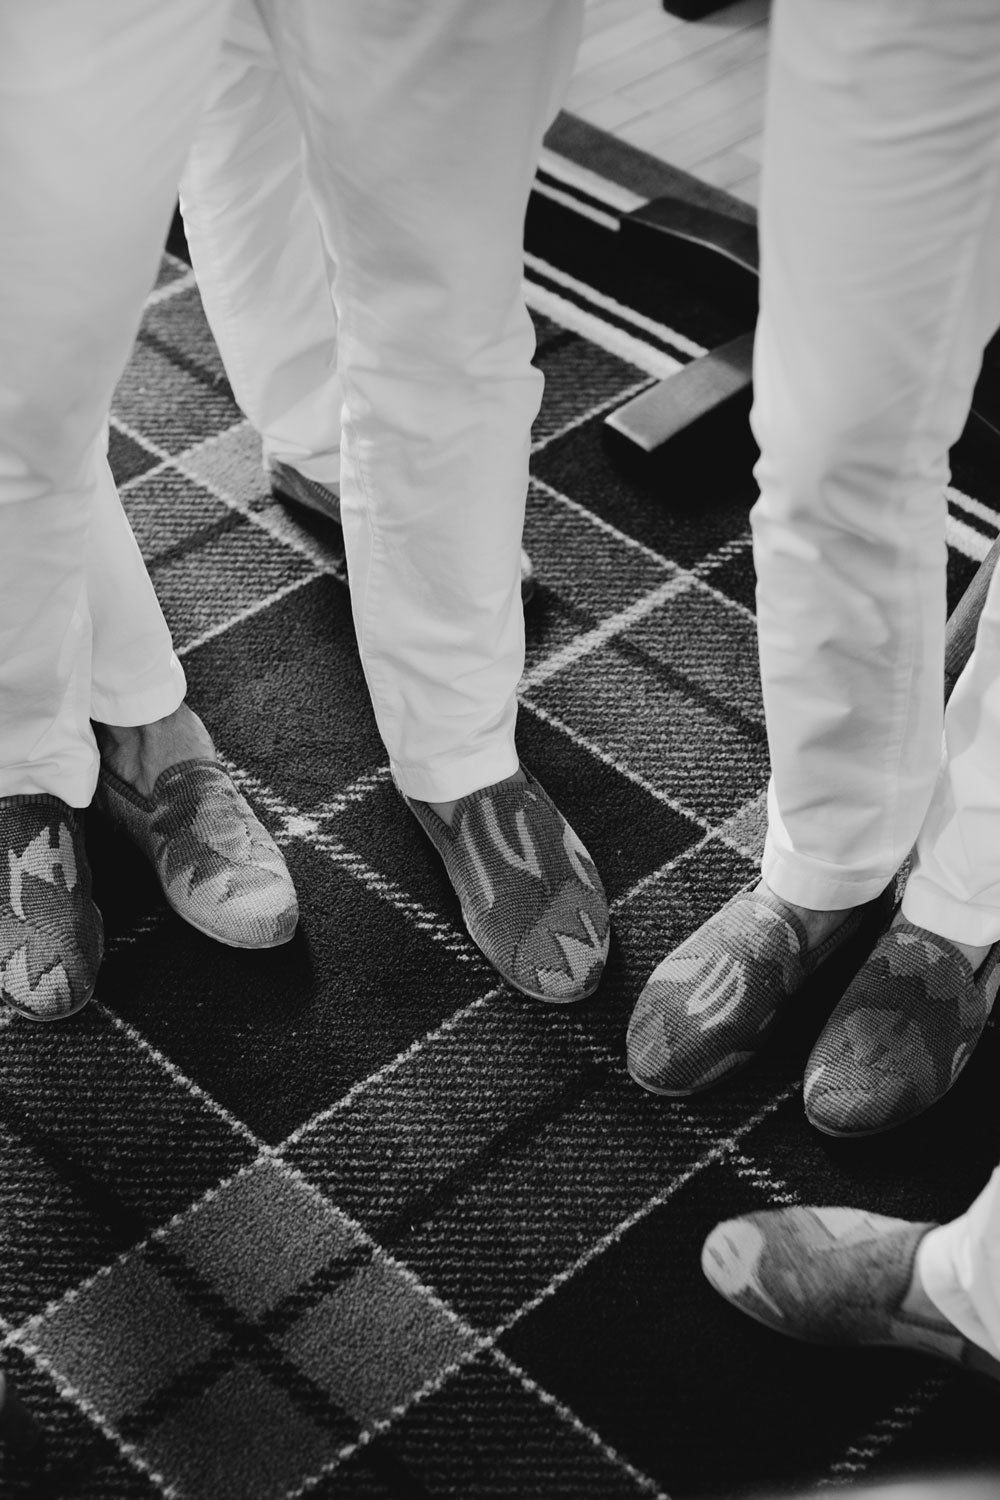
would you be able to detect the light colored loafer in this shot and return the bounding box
[96,759,298,950]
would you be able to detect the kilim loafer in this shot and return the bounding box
[702,1206,1000,1381]
[0,795,103,1021]
[804,922,1000,1137]
[96,759,298,949]
[269,459,538,605]
[627,885,892,1097]
[403,768,609,1002]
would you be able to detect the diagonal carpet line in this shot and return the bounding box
[491,1084,798,1344]
[276,992,498,1149]
[1,1333,175,1498]
[531,176,621,233]
[518,694,717,830]
[530,473,757,627]
[176,571,320,659]
[215,757,486,963]
[110,410,346,585]
[610,811,761,916]
[519,574,684,693]
[727,1152,799,1208]
[370,1059,614,1252]
[94,1002,261,1148]
[947,482,1000,533]
[117,1238,360,1448]
[0,1091,150,1257]
[492,1349,672,1500]
[524,248,707,361]
[144,263,198,310]
[818,1374,949,1489]
[611,623,766,741]
[524,278,681,382]
[530,375,656,456]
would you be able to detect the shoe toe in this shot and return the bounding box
[165,862,299,949]
[512,877,609,1002]
[627,950,764,1095]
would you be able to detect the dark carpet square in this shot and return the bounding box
[532,415,756,572]
[97,840,489,1144]
[340,1350,660,1500]
[179,576,383,815]
[500,1159,941,1499]
[0,1009,255,1314]
[107,423,161,488]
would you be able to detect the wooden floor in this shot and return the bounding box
[571,0,770,206]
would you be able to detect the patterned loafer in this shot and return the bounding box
[0,795,103,1020]
[702,1205,1000,1381]
[804,922,1000,1137]
[269,459,538,605]
[404,768,609,1002]
[96,760,298,949]
[627,885,892,1097]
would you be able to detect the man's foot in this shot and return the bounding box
[268,460,539,605]
[0,796,103,1020]
[403,766,609,1002]
[804,923,1000,1137]
[701,1204,1000,1381]
[94,706,298,950]
[890,907,990,974]
[627,884,892,1098]
[94,702,215,799]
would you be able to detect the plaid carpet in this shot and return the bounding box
[3,122,999,1500]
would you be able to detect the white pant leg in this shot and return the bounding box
[255,0,583,803]
[0,0,232,805]
[178,4,342,488]
[919,1166,1000,1362]
[904,562,1000,944]
[88,456,187,729]
[753,0,1000,911]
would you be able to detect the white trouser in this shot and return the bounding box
[177,0,583,803]
[0,1,239,806]
[753,0,1000,944]
[921,1166,1000,1363]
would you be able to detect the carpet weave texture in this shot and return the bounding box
[2,136,999,1500]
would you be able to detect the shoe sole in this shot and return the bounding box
[161,892,298,950]
[807,1072,969,1139]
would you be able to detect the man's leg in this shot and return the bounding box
[629,0,1000,1099]
[86,470,299,951]
[240,0,606,1001]
[0,0,235,1018]
[179,3,342,491]
[178,2,537,600]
